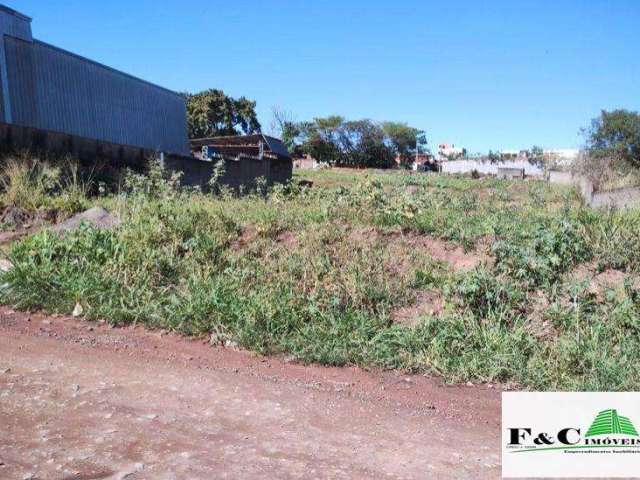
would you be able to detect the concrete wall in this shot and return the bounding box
[440,159,543,176]
[497,167,524,180]
[0,121,293,191]
[165,155,293,192]
[547,169,640,210]
[548,170,574,185]
[588,186,640,210]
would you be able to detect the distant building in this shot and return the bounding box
[409,153,435,171]
[190,134,293,188]
[0,5,189,156]
[437,143,466,161]
[499,150,529,161]
[543,149,580,167]
[293,154,318,170]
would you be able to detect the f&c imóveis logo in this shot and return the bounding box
[507,408,640,454]
[502,393,640,478]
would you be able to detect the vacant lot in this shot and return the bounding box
[2,164,640,390]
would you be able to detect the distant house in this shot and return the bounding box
[437,143,466,161]
[408,153,436,171]
[190,134,293,188]
[543,149,580,168]
[293,154,318,170]
[499,150,528,161]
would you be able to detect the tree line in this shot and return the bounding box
[184,89,427,168]
[184,89,640,171]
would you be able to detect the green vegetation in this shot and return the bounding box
[1,162,640,391]
[287,117,427,168]
[0,155,90,224]
[184,88,261,138]
[576,109,640,190]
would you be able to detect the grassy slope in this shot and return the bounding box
[2,166,640,390]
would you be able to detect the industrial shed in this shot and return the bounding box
[188,134,293,189]
[0,5,189,158]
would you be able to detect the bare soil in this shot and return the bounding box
[0,307,501,479]
[350,227,487,272]
[391,290,445,327]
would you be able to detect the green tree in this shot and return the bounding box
[269,107,300,151]
[381,122,428,166]
[297,116,344,165]
[338,120,396,168]
[528,145,544,167]
[487,150,501,162]
[585,109,640,168]
[185,89,261,139]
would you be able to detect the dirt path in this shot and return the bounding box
[0,307,501,479]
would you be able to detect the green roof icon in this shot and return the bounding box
[586,409,639,437]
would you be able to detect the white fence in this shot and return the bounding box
[439,159,544,177]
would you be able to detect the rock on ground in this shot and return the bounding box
[50,206,121,233]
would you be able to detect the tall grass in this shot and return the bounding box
[0,154,91,217]
[1,164,640,390]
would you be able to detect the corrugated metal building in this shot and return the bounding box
[0,5,189,155]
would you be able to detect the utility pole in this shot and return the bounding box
[415,130,424,170]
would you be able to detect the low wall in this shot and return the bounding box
[0,121,148,178]
[548,170,574,185]
[0,121,292,191]
[547,169,640,210]
[589,186,640,209]
[497,167,524,180]
[440,159,543,176]
[164,155,292,192]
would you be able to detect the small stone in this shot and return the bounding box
[42,320,51,325]
[72,303,84,317]
[224,340,238,349]
[0,259,13,272]
[72,384,80,392]
[1,368,10,374]
[466,381,474,387]
[282,354,297,364]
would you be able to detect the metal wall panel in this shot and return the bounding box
[0,7,32,41]
[4,36,189,155]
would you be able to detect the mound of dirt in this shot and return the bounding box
[50,206,121,233]
[570,263,638,301]
[392,290,445,327]
[350,227,487,272]
[0,206,32,229]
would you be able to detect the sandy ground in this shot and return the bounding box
[0,307,501,479]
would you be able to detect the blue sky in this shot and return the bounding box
[12,0,640,153]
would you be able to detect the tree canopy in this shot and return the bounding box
[381,122,427,166]
[185,89,261,139]
[585,109,640,168]
[291,116,427,168]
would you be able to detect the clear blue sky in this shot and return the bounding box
[12,0,640,153]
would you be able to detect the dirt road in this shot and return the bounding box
[0,307,501,479]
